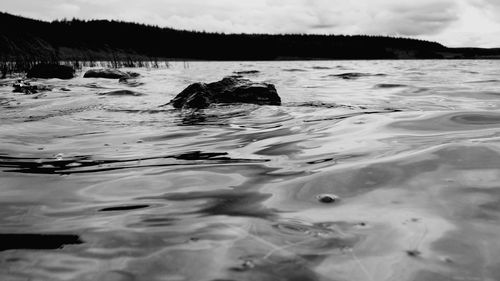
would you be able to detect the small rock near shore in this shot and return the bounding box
[83,69,140,79]
[13,81,52,95]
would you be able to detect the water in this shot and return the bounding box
[1,60,500,281]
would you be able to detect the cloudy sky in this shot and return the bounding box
[2,0,500,47]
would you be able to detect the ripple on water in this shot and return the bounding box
[3,61,500,281]
[391,111,500,132]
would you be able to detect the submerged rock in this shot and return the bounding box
[13,81,52,95]
[83,69,140,79]
[169,76,281,109]
[26,63,75,79]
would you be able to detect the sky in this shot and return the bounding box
[2,0,500,47]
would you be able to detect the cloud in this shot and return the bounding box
[1,0,499,47]
[54,3,80,17]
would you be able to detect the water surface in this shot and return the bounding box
[1,60,500,281]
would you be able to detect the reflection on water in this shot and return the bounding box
[1,60,500,281]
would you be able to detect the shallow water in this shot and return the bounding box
[1,60,500,281]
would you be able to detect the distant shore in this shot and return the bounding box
[1,11,500,76]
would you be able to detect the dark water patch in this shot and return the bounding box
[0,151,268,174]
[98,90,145,96]
[176,106,262,126]
[285,101,363,110]
[327,72,387,80]
[283,68,307,72]
[465,79,500,84]
[145,189,275,219]
[450,113,500,125]
[233,70,260,75]
[461,70,479,74]
[304,153,364,166]
[99,204,150,212]
[310,66,332,70]
[131,216,179,227]
[306,157,336,165]
[374,83,407,89]
[0,234,83,251]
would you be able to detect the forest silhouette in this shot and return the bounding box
[1,11,500,73]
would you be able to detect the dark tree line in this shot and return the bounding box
[1,11,499,67]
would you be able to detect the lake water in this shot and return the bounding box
[1,60,500,281]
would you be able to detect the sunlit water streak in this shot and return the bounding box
[1,60,500,281]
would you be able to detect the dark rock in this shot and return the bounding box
[13,81,52,95]
[27,64,75,79]
[169,77,281,109]
[98,90,144,96]
[83,69,140,79]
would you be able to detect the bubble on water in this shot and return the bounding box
[54,153,64,160]
[316,194,339,203]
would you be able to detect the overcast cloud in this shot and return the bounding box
[2,0,500,47]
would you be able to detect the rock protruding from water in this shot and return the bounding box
[27,64,75,79]
[83,69,140,79]
[13,81,52,94]
[169,76,281,109]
